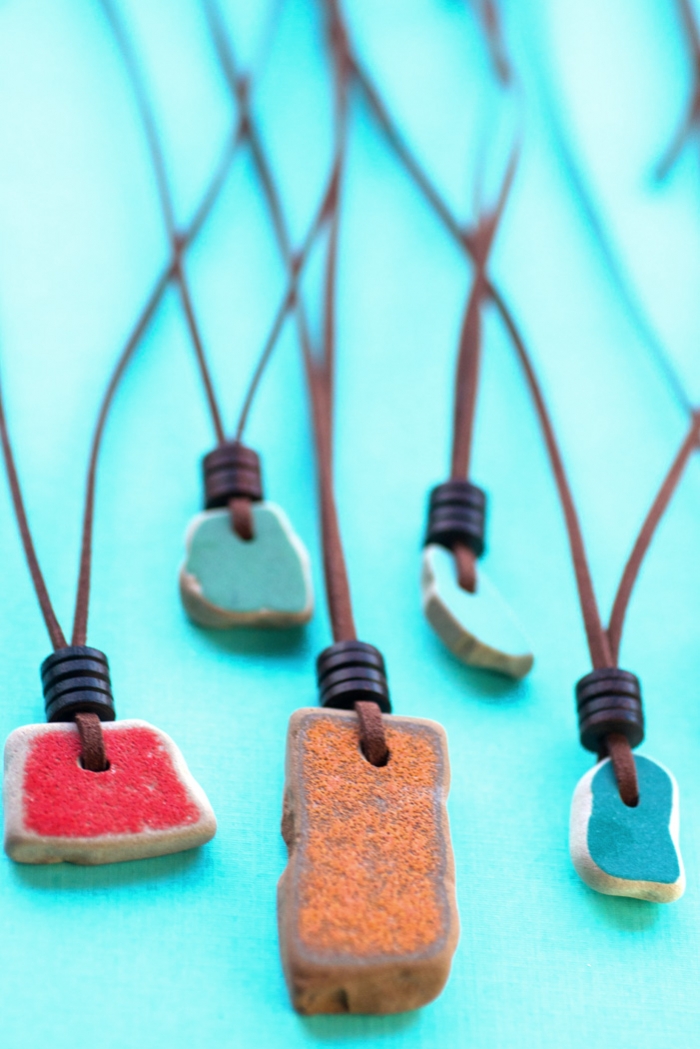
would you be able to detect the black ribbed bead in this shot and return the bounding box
[316,641,392,713]
[41,646,115,724]
[424,480,487,556]
[202,441,263,509]
[575,667,644,753]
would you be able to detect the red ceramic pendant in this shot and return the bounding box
[3,719,216,865]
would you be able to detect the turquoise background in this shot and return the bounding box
[0,0,698,1045]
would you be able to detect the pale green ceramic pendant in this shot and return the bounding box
[421,543,533,678]
[180,503,313,629]
[570,755,684,903]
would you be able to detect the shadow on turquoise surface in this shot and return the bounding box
[7,843,206,893]
[574,877,662,932]
[425,630,532,705]
[301,1009,419,1041]
[185,622,311,660]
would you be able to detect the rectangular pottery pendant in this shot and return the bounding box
[278,708,459,1015]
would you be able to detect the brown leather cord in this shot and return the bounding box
[451,273,485,483]
[0,49,248,775]
[306,53,357,646]
[229,497,254,542]
[602,732,639,807]
[107,0,343,547]
[656,0,700,180]
[454,543,478,593]
[204,0,320,433]
[469,0,512,85]
[99,0,227,447]
[449,148,518,592]
[495,306,614,670]
[208,4,386,762]
[451,147,518,483]
[355,700,390,766]
[232,168,342,442]
[330,2,608,668]
[75,713,109,773]
[326,0,700,803]
[104,0,304,544]
[606,411,700,663]
[0,374,67,650]
[314,18,388,764]
[71,130,246,644]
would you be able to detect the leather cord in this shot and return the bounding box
[656,0,700,181]
[75,713,109,774]
[106,0,342,545]
[99,0,227,446]
[448,146,518,593]
[207,2,388,765]
[0,19,254,769]
[326,0,700,803]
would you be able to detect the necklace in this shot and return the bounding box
[101,0,314,633]
[0,306,216,868]
[326,0,699,902]
[421,141,535,678]
[207,8,460,1013]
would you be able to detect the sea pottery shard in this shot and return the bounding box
[421,543,533,678]
[570,754,684,902]
[179,504,313,629]
[4,720,216,865]
[278,708,459,1015]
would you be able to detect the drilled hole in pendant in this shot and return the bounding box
[77,756,111,773]
[358,741,391,768]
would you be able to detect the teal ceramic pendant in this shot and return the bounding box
[180,503,313,628]
[570,755,684,903]
[421,543,533,678]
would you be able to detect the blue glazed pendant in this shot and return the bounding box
[421,544,533,678]
[179,504,313,629]
[570,754,684,902]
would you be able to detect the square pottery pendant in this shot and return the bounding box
[4,720,216,865]
[570,754,684,902]
[278,708,459,1015]
[180,504,313,629]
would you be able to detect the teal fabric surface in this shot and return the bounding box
[0,1,699,1046]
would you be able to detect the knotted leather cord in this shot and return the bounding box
[449,146,518,593]
[207,1,387,764]
[327,0,700,804]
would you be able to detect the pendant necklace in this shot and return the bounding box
[421,143,534,679]
[275,17,459,1015]
[100,0,314,633]
[322,1,700,900]
[0,346,216,866]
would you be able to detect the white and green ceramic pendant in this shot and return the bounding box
[421,543,533,678]
[570,755,684,903]
[180,503,314,629]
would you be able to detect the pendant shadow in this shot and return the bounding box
[427,634,532,706]
[580,882,662,932]
[300,1009,419,1041]
[8,843,205,894]
[188,622,310,660]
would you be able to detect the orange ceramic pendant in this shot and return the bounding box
[278,707,459,1015]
